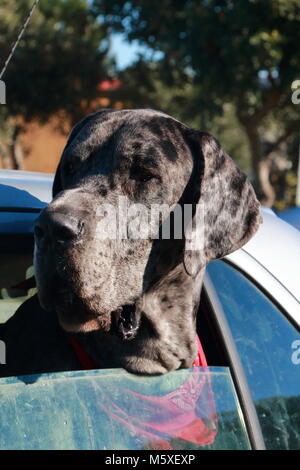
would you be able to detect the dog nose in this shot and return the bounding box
[35,210,85,244]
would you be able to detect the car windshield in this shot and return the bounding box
[0,367,250,450]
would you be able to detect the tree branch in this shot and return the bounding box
[266,121,300,158]
[251,87,281,124]
[236,85,281,128]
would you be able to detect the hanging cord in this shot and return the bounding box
[0,0,40,80]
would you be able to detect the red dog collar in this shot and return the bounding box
[68,333,207,369]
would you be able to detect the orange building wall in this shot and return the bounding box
[2,92,123,173]
[21,117,70,174]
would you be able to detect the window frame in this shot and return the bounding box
[204,257,300,450]
[225,250,300,329]
[203,271,266,450]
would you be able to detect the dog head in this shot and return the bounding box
[34,109,261,337]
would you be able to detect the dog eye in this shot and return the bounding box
[138,174,155,183]
[130,171,157,183]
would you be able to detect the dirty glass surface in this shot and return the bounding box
[0,367,250,450]
[207,260,300,450]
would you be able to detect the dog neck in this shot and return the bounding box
[77,263,205,375]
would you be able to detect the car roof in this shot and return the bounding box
[1,170,299,303]
[227,208,300,303]
[0,169,53,209]
[278,206,300,231]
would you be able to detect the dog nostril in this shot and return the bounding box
[55,222,77,241]
[52,216,85,242]
[35,210,85,244]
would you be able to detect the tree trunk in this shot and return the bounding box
[242,123,276,207]
[10,125,24,170]
[0,142,13,168]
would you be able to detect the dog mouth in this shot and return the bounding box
[110,304,139,340]
[52,286,139,339]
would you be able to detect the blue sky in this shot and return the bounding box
[109,33,163,70]
[109,34,142,69]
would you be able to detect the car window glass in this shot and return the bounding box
[0,212,38,233]
[0,234,36,324]
[0,367,251,450]
[207,260,300,450]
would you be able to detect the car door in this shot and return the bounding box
[205,259,300,450]
[1,196,298,449]
[0,217,253,450]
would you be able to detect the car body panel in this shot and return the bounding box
[0,169,52,209]
[227,209,300,308]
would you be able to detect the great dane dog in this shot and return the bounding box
[0,109,261,377]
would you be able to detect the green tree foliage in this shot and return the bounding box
[106,59,252,172]
[96,0,300,206]
[0,0,113,168]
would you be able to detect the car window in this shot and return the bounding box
[0,367,251,450]
[206,260,300,450]
[0,211,38,233]
[0,233,36,324]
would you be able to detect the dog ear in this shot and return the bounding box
[52,161,62,198]
[183,130,262,277]
[52,109,114,198]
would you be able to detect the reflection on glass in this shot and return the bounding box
[0,367,250,450]
[98,366,217,450]
[207,260,300,450]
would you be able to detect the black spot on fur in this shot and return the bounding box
[144,150,160,168]
[147,120,164,137]
[170,278,181,287]
[131,141,143,152]
[230,171,246,195]
[208,232,224,249]
[244,208,257,232]
[98,187,107,197]
[108,175,116,190]
[214,150,226,172]
[159,140,178,162]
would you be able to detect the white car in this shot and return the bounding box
[0,169,299,451]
